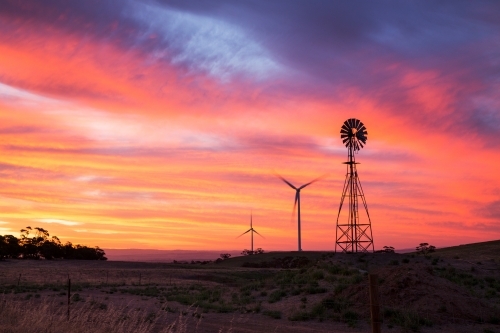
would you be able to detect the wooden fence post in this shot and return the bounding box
[67,277,71,321]
[369,274,381,333]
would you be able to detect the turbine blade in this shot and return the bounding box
[236,229,251,238]
[275,174,297,190]
[291,192,299,224]
[253,229,265,239]
[299,173,329,189]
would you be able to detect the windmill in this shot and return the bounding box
[276,174,323,251]
[335,118,374,253]
[237,212,263,253]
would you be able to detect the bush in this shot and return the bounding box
[384,308,433,331]
[343,311,359,327]
[321,296,350,313]
[312,270,324,280]
[289,311,310,321]
[268,290,286,303]
[263,310,281,319]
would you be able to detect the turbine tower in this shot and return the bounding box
[335,118,374,253]
[277,175,322,251]
[237,212,263,253]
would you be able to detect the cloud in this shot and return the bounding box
[35,219,83,226]
[476,201,500,220]
[74,229,124,235]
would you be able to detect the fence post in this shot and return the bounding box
[67,277,71,321]
[17,273,21,286]
[369,274,381,333]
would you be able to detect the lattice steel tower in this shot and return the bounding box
[335,118,374,253]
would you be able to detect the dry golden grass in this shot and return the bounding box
[0,296,203,333]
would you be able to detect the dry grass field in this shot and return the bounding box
[1,242,499,333]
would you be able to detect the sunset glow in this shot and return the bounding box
[0,1,499,252]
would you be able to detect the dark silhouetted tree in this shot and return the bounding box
[0,235,21,259]
[383,246,395,253]
[416,243,436,255]
[0,227,106,260]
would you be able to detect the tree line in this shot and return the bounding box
[0,226,107,260]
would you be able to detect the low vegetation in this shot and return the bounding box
[1,240,500,332]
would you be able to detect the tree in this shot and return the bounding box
[0,235,21,259]
[0,227,106,260]
[254,248,265,254]
[416,243,436,255]
[220,253,231,260]
[241,249,254,256]
[383,246,395,253]
[20,226,40,259]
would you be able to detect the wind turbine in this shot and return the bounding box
[276,174,324,251]
[237,212,263,253]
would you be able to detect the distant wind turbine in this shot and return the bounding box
[237,212,264,253]
[276,174,325,251]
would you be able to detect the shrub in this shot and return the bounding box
[263,310,281,319]
[289,311,310,321]
[321,296,350,313]
[312,270,324,280]
[389,260,399,266]
[343,311,359,327]
[268,290,286,303]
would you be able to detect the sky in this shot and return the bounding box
[0,0,499,252]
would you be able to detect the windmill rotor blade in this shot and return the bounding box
[356,121,364,130]
[342,122,350,130]
[253,229,265,239]
[358,125,366,132]
[341,134,349,139]
[354,119,361,129]
[236,229,251,238]
[348,118,355,128]
[342,137,350,144]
